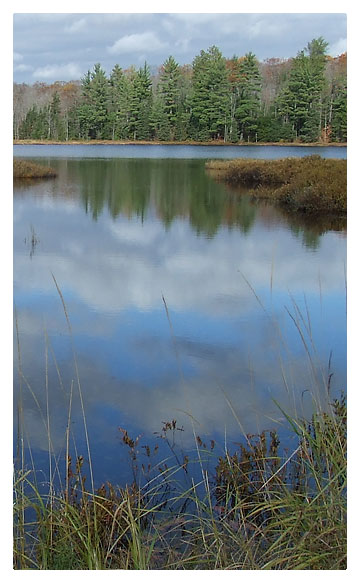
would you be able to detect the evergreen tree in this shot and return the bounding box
[190,46,229,141]
[108,64,131,139]
[47,92,65,140]
[19,105,47,139]
[128,63,152,140]
[331,78,347,142]
[149,94,171,141]
[174,65,192,141]
[14,37,346,145]
[157,56,181,140]
[276,37,328,141]
[77,64,110,139]
[89,63,110,139]
[235,52,262,141]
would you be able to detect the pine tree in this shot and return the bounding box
[149,94,171,141]
[331,78,347,142]
[108,64,131,140]
[19,105,47,139]
[13,37,346,145]
[89,63,110,139]
[77,64,110,139]
[235,52,262,141]
[47,92,65,140]
[190,46,230,141]
[128,63,152,140]
[157,56,181,140]
[276,38,328,141]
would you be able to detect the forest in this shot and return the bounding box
[13,37,347,144]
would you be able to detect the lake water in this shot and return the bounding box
[13,144,347,487]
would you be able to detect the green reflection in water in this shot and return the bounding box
[17,157,346,247]
[70,158,257,237]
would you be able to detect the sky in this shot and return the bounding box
[13,11,347,84]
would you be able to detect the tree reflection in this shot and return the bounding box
[14,157,346,245]
[74,159,257,237]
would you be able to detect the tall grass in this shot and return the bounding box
[13,281,346,569]
[13,394,346,569]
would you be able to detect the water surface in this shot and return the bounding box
[13,143,347,159]
[13,145,347,486]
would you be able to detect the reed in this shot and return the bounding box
[206,155,347,214]
[13,390,346,569]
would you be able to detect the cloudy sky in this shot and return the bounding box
[13,11,347,84]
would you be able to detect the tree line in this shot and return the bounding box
[13,37,346,143]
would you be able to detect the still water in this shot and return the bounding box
[13,145,347,487]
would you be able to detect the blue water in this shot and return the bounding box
[13,145,347,488]
[13,143,347,159]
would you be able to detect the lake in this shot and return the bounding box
[13,144,347,487]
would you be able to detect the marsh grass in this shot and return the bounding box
[13,159,58,179]
[13,392,347,569]
[13,281,346,570]
[206,156,347,214]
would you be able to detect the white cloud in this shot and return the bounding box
[14,64,33,72]
[64,18,86,34]
[13,52,23,62]
[175,38,191,53]
[108,31,167,55]
[32,62,82,81]
[172,14,220,24]
[248,18,286,39]
[328,37,347,57]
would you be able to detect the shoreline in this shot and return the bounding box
[13,139,347,147]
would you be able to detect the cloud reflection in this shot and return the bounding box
[13,159,346,481]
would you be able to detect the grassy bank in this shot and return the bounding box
[206,156,347,214]
[13,159,57,179]
[14,395,346,570]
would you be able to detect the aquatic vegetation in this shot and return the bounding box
[13,159,57,179]
[13,393,346,570]
[206,155,347,214]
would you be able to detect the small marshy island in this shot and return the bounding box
[13,158,58,179]
[206,155,346,215]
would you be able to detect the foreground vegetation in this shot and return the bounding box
[206,155,347,214]
[14,394,346,570]
[13,159,57,179]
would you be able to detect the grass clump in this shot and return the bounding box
[13,159,57,179]
[13,394,346,570]
[206,155,347,214]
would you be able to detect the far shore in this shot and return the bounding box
[13,139,347,147]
